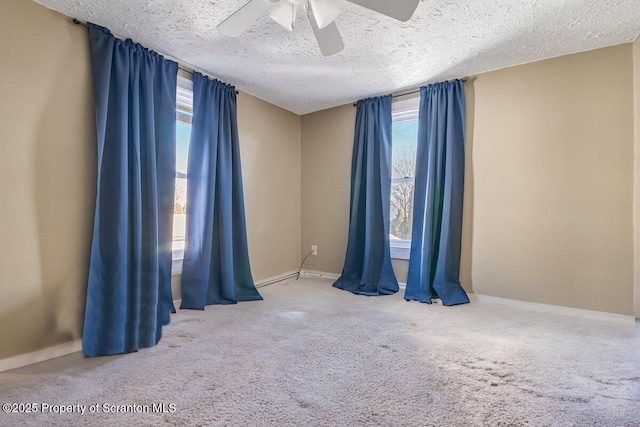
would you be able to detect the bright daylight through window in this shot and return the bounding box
[173,75,193,273]
[390,96,419,259]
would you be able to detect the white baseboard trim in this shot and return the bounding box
[1,296,180,373]
[0,339,82,373]
[255,270,300,287]
[300,269,340,280]
[298,271,632,323]
[469,293,636,324]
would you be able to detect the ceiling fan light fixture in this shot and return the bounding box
[308,0,340,30]
[269,1,298,31]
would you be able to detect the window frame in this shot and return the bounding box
[172,74,194,275]
[389,95,420,260]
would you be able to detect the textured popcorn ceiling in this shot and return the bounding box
[35,0,640,114]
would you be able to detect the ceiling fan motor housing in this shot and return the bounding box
[269,0,339,31]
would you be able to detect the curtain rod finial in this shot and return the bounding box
[72,18,88,28]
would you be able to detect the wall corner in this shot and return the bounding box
[633,37,640,318]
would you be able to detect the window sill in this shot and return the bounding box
[390,240,411,260]
[172,248,184,276]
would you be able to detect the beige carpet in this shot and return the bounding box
[1,277,639,426]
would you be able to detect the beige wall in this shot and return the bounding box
[301,45,635,315]
[237,93,301,281]
[634,38,640,318]
[471,45,634,316]
[300,105,354,275]
[0,0,96,360]
[0,0,301,360]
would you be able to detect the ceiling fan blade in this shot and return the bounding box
[345,0,419,21]
[217,0,278,37]
[269,1,298,31]
[309,15,344,57]
[308,0,340,30]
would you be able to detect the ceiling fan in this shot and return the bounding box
[217,0,420,56]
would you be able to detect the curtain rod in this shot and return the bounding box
[71,18,239,94]
[352,79,468,107]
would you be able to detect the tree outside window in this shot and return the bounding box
[390,101,419,245]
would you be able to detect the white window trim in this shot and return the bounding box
[390,239,411,260]
[172,74,193,276]
[172,248,184,276]
[392,95,420,123]
[390,95,420,260]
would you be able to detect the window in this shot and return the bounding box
[390,96,420,260]
[172,75,193,275]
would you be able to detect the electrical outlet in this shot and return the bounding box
[311,245,318,256]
